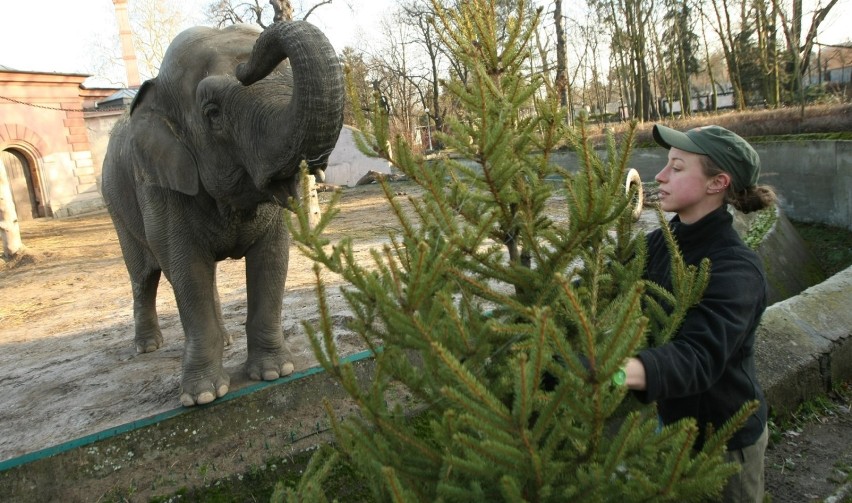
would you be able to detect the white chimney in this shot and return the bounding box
[112,0,141,87]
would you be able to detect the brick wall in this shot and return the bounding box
[0,70,117,218]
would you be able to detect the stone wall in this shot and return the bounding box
[755,265,852,417]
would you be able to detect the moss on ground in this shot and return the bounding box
[790,220,852,277]
[140,451,370,503]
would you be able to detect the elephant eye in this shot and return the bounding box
[202,103,223,128]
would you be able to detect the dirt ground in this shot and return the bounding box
[0,182,407,463]
[764,390,852,502]
[1,181,850,500]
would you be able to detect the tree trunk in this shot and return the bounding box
[0,158,24,260]
[554,0,569,111]
[709,0,746,110]
[270,0,293,22]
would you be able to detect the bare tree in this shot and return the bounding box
[553,0,570,110]
[340,47,373,125]
[754,0,781,106]
[567,17,610,121]
[606,0,657,120]
[133,0,192,79]
[400,0,447,146]
[771,0,840,106]
[370,16,425,144]
[207,0,273,27]
[206,0,334,28]
[271,0,294,22]
[703,0,746,109]
[697,8,722,111]
[86,0,196,84]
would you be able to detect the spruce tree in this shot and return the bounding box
[280,0,756,500]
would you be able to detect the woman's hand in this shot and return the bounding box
[624,357,647,390]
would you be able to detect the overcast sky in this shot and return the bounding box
[1,0,849,79]
[0,0,392,76]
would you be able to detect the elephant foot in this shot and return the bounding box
[179,368,230,407]
[245,351,295,381]
[135,330,163,353]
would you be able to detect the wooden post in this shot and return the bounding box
[307,175,321,229]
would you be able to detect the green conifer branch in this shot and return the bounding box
[282,0,755,499]
[431,342,512,419]
[380,465,414,503]
[642,207,712,344]
[272,442,338,503]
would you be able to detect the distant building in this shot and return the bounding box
[806,44,852,89]
[1,67,123,219]
[659,85,736,116]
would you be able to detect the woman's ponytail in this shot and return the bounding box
[727,185,777,213]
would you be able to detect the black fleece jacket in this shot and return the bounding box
[635,205,768,451]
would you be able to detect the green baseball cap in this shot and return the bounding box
[652,124,760,192]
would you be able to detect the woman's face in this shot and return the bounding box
[655,147,724,224]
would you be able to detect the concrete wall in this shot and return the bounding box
[559,140,852,231]
[83,109,124,194]
[733,208,826,305]
[755,265,852,417]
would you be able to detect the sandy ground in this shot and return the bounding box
[2,180,850,501]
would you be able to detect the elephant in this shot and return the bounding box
[101,20,344,407]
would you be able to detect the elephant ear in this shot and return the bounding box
[129,79,199,196]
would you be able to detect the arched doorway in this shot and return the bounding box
[0,148,43,220]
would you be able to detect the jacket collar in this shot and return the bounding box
[669,205,731,248]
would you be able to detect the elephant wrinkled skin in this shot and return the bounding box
[101,21,344,406]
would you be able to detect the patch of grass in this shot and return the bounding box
[768,381,852,446]
[149,412,439,501]
[145,457,297,503]
[790,220,852,276]
[828,460,852,485]
[145,448,372,502]
[587,103,852,148]
[747,132,852,143]
[744,206,779,250]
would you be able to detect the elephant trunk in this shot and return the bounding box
[235,20,344,201]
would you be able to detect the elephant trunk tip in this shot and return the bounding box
[235,61,267,86]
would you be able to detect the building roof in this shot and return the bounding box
[819,45,852,71]
[96,88,138,110]
[0,66,90,78]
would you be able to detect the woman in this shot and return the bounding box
[624,124,777,502]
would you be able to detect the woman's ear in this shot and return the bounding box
[708,173,732,194]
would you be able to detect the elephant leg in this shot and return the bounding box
[112,223,164,352]
[244,223,294,381]
[211,266,233,347]
[132,269,164,353]
[167,259,231,407]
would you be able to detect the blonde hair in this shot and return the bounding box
[700,156,777,214]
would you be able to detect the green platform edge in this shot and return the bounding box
[0,348,377,473]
